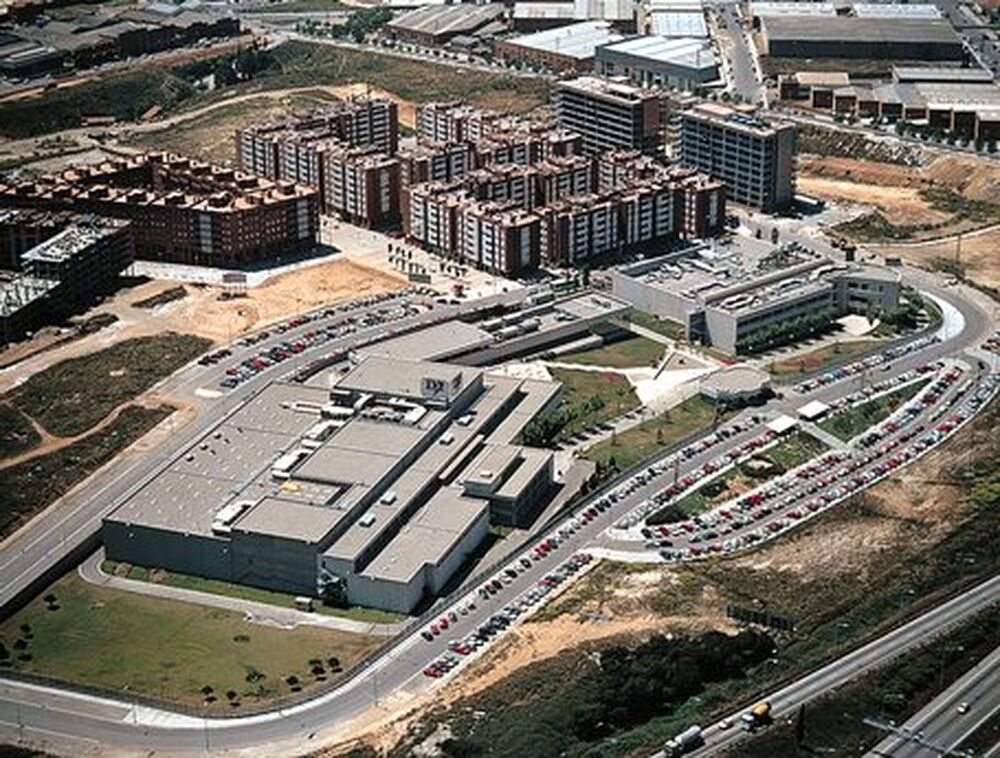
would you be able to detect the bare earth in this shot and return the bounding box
[796,175,951,226]
[874,225,1000,291]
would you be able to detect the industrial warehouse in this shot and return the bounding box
[610,237,901,353]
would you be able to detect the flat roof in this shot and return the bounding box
[462,443,522,488]
[599,35,716,71]
[232,494,352,544]
[852,3,941,17]
[793,71,850,86]
[761,16,963,46]
[495,447,551,500]
[700,365,771,394]
[357,320,492,362]
[798,399,830,419]
[750,1,836,17]
[513,2,575,19]
[335,355,478,401]
[767,415,798,434]
[359,487,488,584]
[503,21,623,60]
[649,11,707,38]
[894,66,994,84]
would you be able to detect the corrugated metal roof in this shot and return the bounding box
[852,3,942,17]
[649,11,707,37]
[504,21,623,59]
[600,35,716,70]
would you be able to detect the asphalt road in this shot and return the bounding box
[867,644,1000,758]
[712,2,764,105]
[0,269,994,756]
[661,574,1000,758]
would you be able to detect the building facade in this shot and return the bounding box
[555,76,666,156]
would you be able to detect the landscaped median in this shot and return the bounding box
[818,378,931,442]
[0,571,385,711]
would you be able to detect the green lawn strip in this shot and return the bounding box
[7,333,210,437]
[546,367,641,441]
[768,340,876,379]
[818,379,929,441]
[0,403,41,460]
[102,561,405,624]
[559,335,665,370]
[626,311,686,341]
[582,395,718,472]
[0,404,173,540]
[725,607,1000,757]
[0,573,383,710]
[647,431,827,525]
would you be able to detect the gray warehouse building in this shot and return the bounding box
[610,237,901,354]
[760,16,965,61]
[103,354,562,614]
[596,36,720,92]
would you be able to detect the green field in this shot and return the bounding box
[0,403,41,460]
[0,573,383,709]
[626,311,685,341]
[582,395,718,472]
[819,380,929,441]
[560,336,665,369]
[103,561,404,624]
[547,368,641,441]
[6,333,209,437]
[0,405,173,539]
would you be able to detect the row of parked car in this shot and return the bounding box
[217,297,431,389]
[421,553,594,678]
[657,367,996,562]
[793,335,941,394]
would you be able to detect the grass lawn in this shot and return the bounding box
[582,396,718,472]
[627,311,685,341]
[819,380,929,441]
[0,403,41,460]
[0,573,383,710]
[547,368,641,441]
[6,333,210,437]
[102,561,405,624]
[768,340,876,379]
[560,336,665,370]
[0,405,173,540]
[649,431,827,525]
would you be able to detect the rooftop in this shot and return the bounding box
[649,11,708,37]
[387,3,506,37]
[599,35,717,71]
[761,15,963,46]
[502,21,623,60]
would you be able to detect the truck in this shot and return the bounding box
[664,725,703,756]
[741,701,771,731]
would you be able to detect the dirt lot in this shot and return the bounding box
[874,225,1000,292]
[798,175,951,227]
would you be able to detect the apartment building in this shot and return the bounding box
[554,76,666,156]
[459,202,542,274]
[324,146,401,228]
[679,102,796,211]
[0,154,319,266]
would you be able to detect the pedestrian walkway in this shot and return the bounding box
[78,550,407,637]
[801,420,849,451]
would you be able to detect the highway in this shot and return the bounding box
[867,644,1000,758]
[663,574,1000,758]
[0,268,995,756]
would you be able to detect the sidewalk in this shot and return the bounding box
[78,550,406,637]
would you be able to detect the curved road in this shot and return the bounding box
[0,269,995,756]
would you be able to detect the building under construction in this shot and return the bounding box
[0,153,319,266]
[0,209,133,343]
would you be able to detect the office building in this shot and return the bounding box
[679,102,796,211]
[555,76,667,156]
[610,238,901,353]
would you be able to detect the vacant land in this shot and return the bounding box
[819,380,928,441]
[0,403,41,460]
[381,394,1000,757]
[0,404,173,539]
[546,368,641,441]
[875,226,1000,292]
[768,340,874,379]
[103,561,404,624]
[0,573,383,709]
[726,607,1000,757]
[5,333,209,437]
[560,336,665,369]
[649,431,826,524]
[582,395,718,472]
[0,40,549,140]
